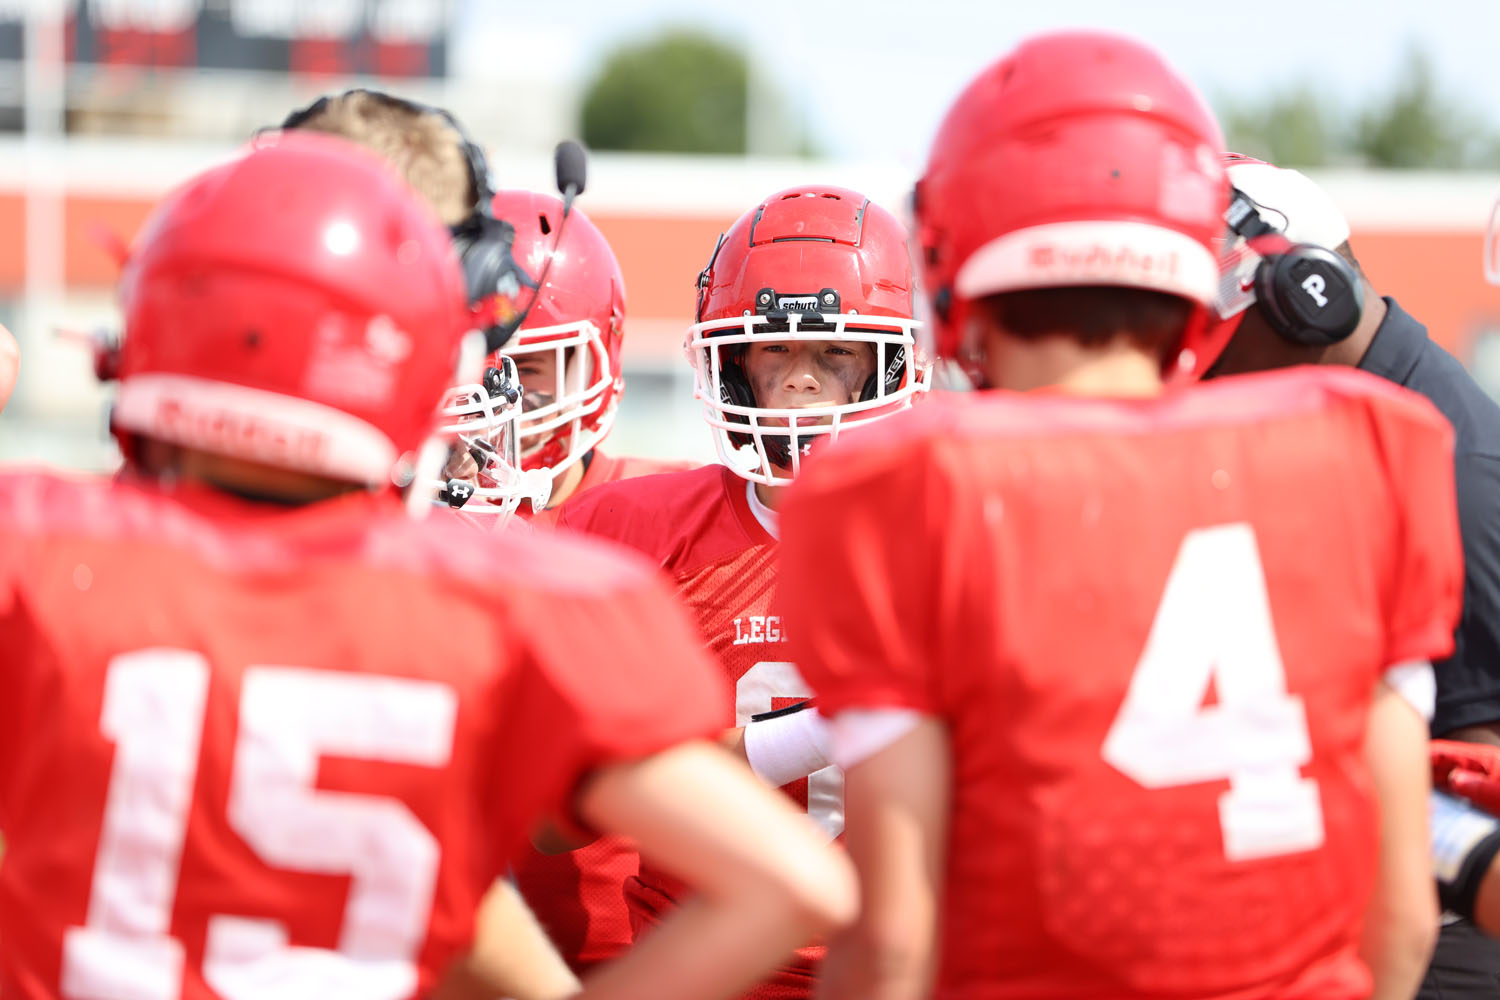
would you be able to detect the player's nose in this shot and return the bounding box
[784,368,821,393]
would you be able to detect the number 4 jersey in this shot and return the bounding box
[0,472,728,1000]
[781,366,1464,1000]
[558,462,833,1000]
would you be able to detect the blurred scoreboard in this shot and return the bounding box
[0,0,451,77]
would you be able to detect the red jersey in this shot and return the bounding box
[559,463,835,999]
[0,471,727,1000]
[780,366,1463,1000]
[511,449,700,974]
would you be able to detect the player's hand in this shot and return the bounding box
[1432,739,1500,815]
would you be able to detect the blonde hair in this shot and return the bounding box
[285,89,476,227]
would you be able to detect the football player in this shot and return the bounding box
[277,89,554,521]
[281,91,690,521]
[279,89,697,978]
[491,188,697,523]
[486,186,701,978]
[0,132,856,1000]
[556,184,929,999]
[779,30,1460,1000]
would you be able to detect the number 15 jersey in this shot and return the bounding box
[782,367,1464,1000]
[0,473,727,1000]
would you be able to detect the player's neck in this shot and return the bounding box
[545,453,589,509]
[753,480,787,512]
[983,337,1163,398]
[142,442,366,505]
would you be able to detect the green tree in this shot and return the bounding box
[1219,84,1341,168]
[580,30,749,155]
[1217,45,1498,170]
[1353,47,1476,168]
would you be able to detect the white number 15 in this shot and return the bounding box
[62,650,457,1000]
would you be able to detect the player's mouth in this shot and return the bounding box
[760,402,845,430]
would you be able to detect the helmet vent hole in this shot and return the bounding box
[538,214,551,235]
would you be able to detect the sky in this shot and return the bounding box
[458,0,1500,167]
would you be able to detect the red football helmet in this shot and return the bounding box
[112,130,478,491]
[914,30,1231,383]
[486,189,625,481]
[687,185,930,485]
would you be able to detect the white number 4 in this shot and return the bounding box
[1102,523,1325,862]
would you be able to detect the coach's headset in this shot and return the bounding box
[281,91,530,355]
[1225,186,1364,347]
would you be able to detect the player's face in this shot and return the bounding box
[742,339,877,417]
[511,348,561,415]
[508,345,578,460]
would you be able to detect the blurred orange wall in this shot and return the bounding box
[4,193,1500,366]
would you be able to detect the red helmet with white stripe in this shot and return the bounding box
[488,189,625,480]
[686,186,930,485]
[112,131,475,489]
[914,30,1230,381]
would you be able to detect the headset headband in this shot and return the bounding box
[280,90,495,229]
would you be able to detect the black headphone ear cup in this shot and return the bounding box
[458,139,494,210]
[454,216,536,351]
[1251,256,1291,337]
[717,349,761,451]
[455,216,517,304]
[1254,245,1363,347]
[719,351,757,411]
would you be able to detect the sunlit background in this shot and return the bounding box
[2,0,1499,471]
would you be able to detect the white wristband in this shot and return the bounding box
[744,708,833,787]
[830,708,925,769]
[1384,659,1435,721]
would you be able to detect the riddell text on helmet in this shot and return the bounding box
[154,398,328,468]
[1028,242,1180,279]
